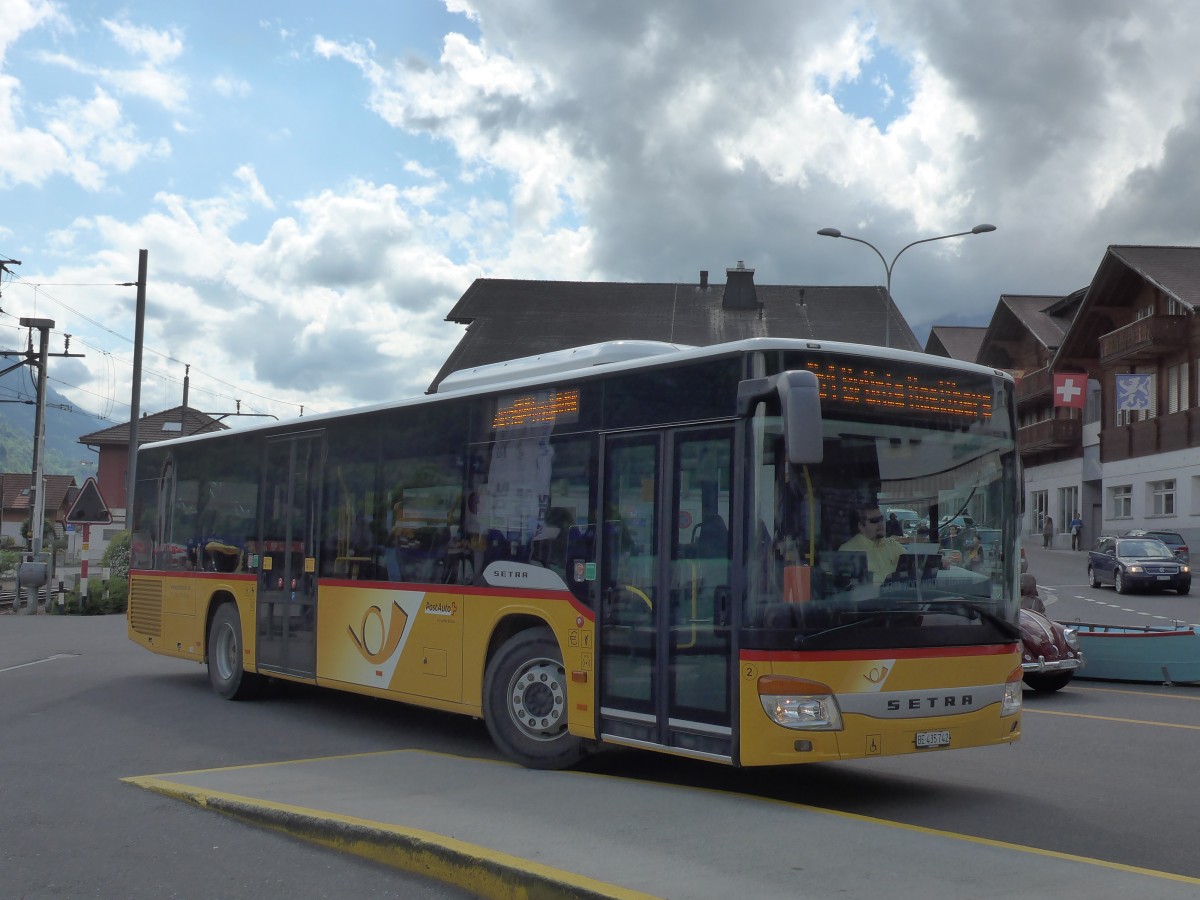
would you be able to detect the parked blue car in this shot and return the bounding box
[1088,536,1191,595]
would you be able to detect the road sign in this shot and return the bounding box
[65,477,112,525]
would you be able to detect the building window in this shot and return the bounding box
[1168,298,1187,316]
[1168,363,1190,414]
[1150,479,1176,517]
[1057,486,1079,533]
[1110,484,1132,519]
[1135,304,1155,320]
[1031,490,1049,534]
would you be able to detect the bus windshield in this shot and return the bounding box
[745,403,1020,652]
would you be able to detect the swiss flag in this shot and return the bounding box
[1053,373,1086,408]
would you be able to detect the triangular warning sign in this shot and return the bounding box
[66,477,112,525]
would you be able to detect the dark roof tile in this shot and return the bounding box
[79,405,227,446]
[432,277,919,390]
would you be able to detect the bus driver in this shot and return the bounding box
[838,504,904,584]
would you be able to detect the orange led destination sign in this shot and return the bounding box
[492,388,581,430]
[805,361,992,418]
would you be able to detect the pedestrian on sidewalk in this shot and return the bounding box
[1069,512,1083,551]
[1042,514,1054,549]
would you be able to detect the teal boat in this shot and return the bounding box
[1071,622,1200,684]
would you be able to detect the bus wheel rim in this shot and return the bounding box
[508,658,567,742]
[215,622,237,680]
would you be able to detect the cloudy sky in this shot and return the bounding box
[3,0,1199,426]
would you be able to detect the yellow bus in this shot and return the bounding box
[128,338,1022,769]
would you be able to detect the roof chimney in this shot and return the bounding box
[722,260,758,310]
[699,270,709,289]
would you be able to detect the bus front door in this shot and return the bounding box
[256,430,323,678]
[599,427,734,761]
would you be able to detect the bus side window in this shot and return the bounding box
[533,506,576,576]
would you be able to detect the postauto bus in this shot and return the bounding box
[127,338,1022,769]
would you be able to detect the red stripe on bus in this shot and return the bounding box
[741,644,1018,662]
[131,571,595,622]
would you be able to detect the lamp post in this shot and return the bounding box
[817,223,996,348]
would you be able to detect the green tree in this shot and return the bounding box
[102,531,130,579]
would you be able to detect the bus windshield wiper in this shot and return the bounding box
[796,611,918,648]
[923,599,1020,640]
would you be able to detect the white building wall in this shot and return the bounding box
[1102,447,1200,548]
[1023,457,1085,549]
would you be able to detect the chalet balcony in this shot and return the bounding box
[1015,367,1051,406]
[1017,417,1082,453]
[1098,315,1188,366]
[1101,407,1200,462]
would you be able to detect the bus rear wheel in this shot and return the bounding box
[483,627,587,770]
[207,602,264,700]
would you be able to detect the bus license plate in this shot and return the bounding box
[915,730,950,749]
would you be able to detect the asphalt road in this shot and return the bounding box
[0,613,476,900]
[1029,542,1200,628]
[6,589,1200,897]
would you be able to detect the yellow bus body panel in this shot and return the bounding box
[130,573,597,740]
[128,572,257,668]
[737,647,1021,766]
[314,583,596,739]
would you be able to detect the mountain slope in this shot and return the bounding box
[0,367,115,482]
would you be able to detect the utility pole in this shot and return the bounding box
[19,318,53,613]
[123,250,147,530]
[0,258,21,287]
[0,317,85,612]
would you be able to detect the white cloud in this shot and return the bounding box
[43,87,169,189]
[37,17,189,110]
[102,18,183,68]
[15,0,1200,423]
[0,0,65,65]
[45,173,491,417]
[212,74,250,98]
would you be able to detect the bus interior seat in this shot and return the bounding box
[692,516,729,557]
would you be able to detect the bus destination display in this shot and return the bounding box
[492,388,581,430]
[805,360,992,419]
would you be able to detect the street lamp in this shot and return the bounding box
[817,223,996,348]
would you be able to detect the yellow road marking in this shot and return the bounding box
[1072,684,1200,702]
[1025,707,1200,730]
[752,791,1200,885]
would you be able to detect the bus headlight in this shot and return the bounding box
[758,676,842,730]
[1002,668,1023,716]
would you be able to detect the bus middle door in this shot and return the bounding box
[256,430,323,678]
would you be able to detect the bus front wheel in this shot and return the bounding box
[483,627,587,770]
[207,603,263,700]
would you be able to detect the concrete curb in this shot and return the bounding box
[124,774,657,900]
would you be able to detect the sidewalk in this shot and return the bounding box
[125,749,1200,900]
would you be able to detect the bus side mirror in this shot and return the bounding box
[737,371,823,465]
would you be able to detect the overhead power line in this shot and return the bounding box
[0,266,310,417]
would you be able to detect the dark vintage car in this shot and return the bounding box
[1019,604,1083,692]
[1088,536,1191,595]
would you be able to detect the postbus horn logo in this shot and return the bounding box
[348,600,409,665]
